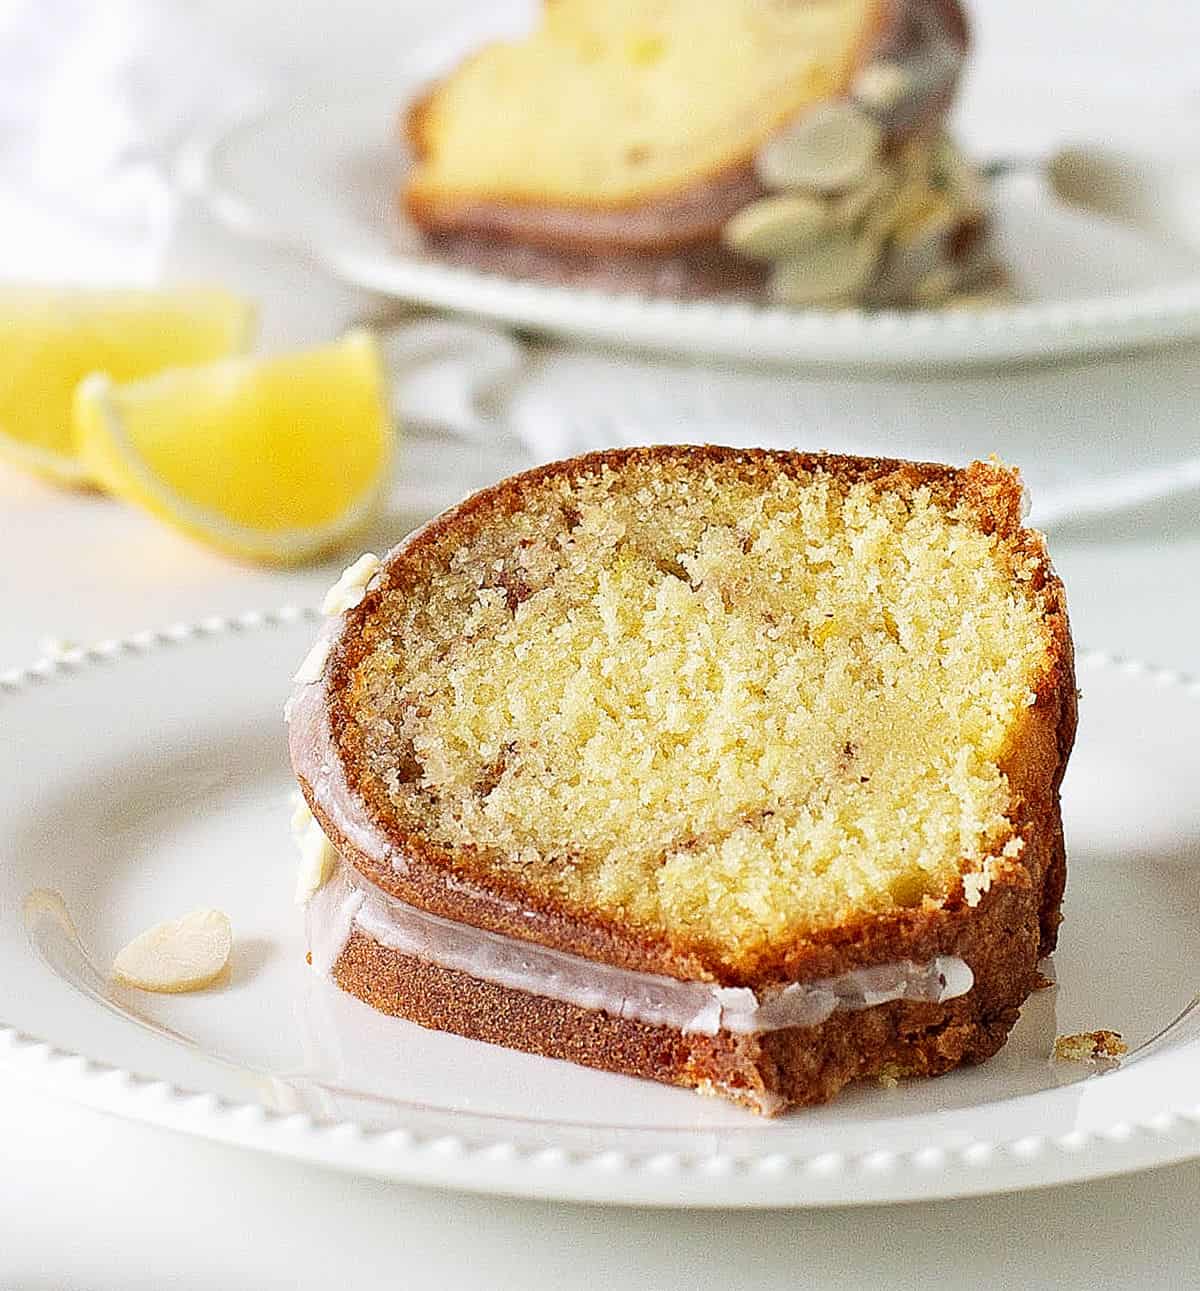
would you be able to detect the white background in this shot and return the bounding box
[2,0,1200,1286]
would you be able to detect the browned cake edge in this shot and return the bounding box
[399,0,967,256]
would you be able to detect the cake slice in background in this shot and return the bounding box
[288,448,1075,1114]
[400,0,997,307]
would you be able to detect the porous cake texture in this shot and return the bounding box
[290,448,1075,1112]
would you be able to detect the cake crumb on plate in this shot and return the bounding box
[1053,1030,1127,1063]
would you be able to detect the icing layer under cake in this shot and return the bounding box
[309,859,975,1036]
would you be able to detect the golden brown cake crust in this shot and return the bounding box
[292,446,1076,1002]
[399,0,967,256]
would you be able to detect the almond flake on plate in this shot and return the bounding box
[111,909,233,993]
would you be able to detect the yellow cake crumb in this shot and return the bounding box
[1053,1030,1127,1063]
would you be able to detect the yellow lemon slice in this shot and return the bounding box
[74,330,394,566]
[0,286,254,486]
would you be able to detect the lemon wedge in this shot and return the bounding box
[74,330,394,565]
[0,286,254,485]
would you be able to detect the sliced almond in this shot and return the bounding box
[912,265,961,307]
[852,61,913,112]
[292,632,333,685]
[111,909,232,993]
[723,192,831,259]
[769,231,882,306]
[321,552,381,616]
[831,166,896,228]
[756,102,882,194]
[892,193,964,254]
[864,166,947,248]
[931,135,986,213]
[290,794,312,833]
[292,799,338,904]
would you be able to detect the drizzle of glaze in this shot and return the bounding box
[307,861,974,1037]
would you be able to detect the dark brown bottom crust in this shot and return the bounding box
[331,925,1026,1116]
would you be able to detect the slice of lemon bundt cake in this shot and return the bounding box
[288,448,1075,1113]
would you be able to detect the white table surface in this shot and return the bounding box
[3,0,1200,1284]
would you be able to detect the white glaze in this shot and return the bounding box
[307,861,974,1036]
[292,634,333,685]
[285,508,478,874]
[286,663,405,872]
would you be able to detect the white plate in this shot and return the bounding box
[183,21,1200,370]
[2,611,1199,1206]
